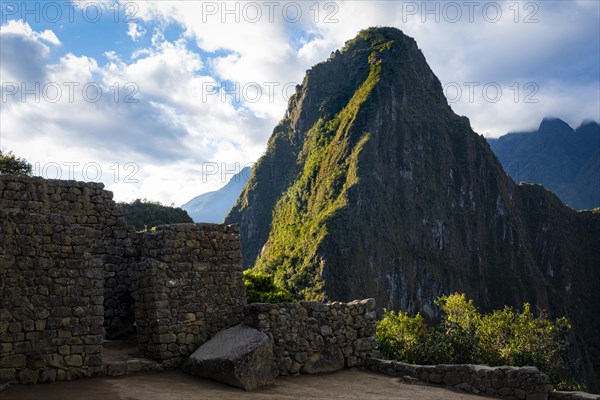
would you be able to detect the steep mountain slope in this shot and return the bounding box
[225,27,600,388]
[488,119,600,210]
[182,167,250,223]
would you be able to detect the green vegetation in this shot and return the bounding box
[243,270,296,303]
[254,39,386,300]
[119,199,193,230]
[376,293,580,389]
[0,150,32,175]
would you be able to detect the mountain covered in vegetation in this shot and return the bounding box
[488,118,600,210]
[182,167,251,223]
[225,27,600,389]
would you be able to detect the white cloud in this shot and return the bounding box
[0,20,61,82]
[0,19,60,46]
[127,22,146,41]
[1,1,598,207]
[1,21,273,206]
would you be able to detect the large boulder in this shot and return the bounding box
[182,324,277,390]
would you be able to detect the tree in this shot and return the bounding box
[0,150,32,175]
[118,199,193,230]
[243,270,296,303]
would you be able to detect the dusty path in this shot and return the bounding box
[2,368,499,400]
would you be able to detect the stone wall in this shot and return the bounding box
[0,209,104,383]
[364,358,553,400]
[132,224,246,367]
[549,391,600,400]
[1,175,252,384]
[0,175,136,338]
[243,299,376,375]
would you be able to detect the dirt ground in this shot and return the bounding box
[1,368,500,400]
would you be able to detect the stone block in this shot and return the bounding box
[65,355,83,367]
[107,362,126,376]
[39,369,57,383]
[0,354,26,368]
[183,324,276,391]
[17,368,39,384]
[301,345,344,374]
[444,371,461,386]
[429,373,443,384]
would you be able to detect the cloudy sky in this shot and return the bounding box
[1,1,598,205]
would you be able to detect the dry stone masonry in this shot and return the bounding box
[132,223,246,367]
[0,174,135,384]
[1,175,250,383]
[244,299,377,375]
[365,358,553,400]
[0,174,136,340]
[0,210,104,383]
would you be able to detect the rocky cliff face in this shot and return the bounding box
[225,27,600,388]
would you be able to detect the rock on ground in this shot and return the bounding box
[182,324,276,390]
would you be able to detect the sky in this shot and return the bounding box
[1,0,599,206]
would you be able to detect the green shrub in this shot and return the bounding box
[434,293,481,363]
[376,310,430,363]
[376,293,575,386]
[243,270,296,303]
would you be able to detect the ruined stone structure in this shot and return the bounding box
[133,224,246,367]
[0,174,135,340]
[0,175,248,383]
[0,175,133,383]
[0,175,376,386]
[0,210,104,383]
[244,299,376,375]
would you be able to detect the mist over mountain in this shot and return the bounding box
[182,167,251,223]
[488,119,600,210]
[225,27,600,389]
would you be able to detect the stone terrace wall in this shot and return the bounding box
[0,210,104,384]
[132,224,246,367]
[0,175,136,338]
[364,358,553,400]
[550,391,600,400]
[243,299,376,376]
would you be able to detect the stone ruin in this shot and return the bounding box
[0,174,376,387]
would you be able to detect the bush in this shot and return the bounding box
[376,309,440,364]
[243,270,296,303]
[0,150,32,175]
[376,293,573,385]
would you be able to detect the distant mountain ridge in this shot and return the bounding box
[487,118,600,210]
[182,167,251,223]
[225,27,600,389]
